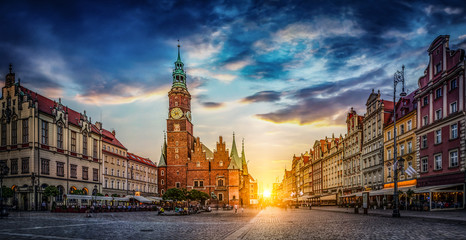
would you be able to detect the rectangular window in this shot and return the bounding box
[421,157,428,172]
[450,102,457,114]
[451,124,458,139]
[400,124,405,134]
[400,144,405,156]
[10,159,18,174]
[41,121,48,145]
[387,131,391,141]
[176,182,180,188]
[408,142,412,153]
[93,139,98,158]
[450,79,457,90]
[194,180,198,187]
[388,150,392,160]
[11,120,17,145]
[71,131,76,152]
[200,181,204,187]
[93,168,98,181]
[1,123,6,146]
[41,158,50,175]
[407,120,412,131]
[22,119,28,143]
[435,130,442,144]
[434,154,442,170]
[57,125,63,149]
[21,157,29,173]
[435,109,442,120]
[423,116,428,126]
[70,164,77,178]
[57,162,64,177]
[423,96,428,106]
[82,166,88,180]
[83,135,88,156]
[436,88,442,98]
[449,150,458,167]
[422,135,427,148]
[436,63,442,74]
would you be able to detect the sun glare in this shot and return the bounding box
[263,190,272,198]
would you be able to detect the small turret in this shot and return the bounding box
[5,64,15,88]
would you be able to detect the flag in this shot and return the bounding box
[405,166,416,177]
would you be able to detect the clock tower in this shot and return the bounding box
[165,42,194,190]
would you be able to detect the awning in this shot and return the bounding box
[340,194,356,198]
[320,194,337,201]
[114,197,130,201]
[95,196,113,201]
[146,196,163,202]
[415,183,464,193]
[135,196,152,203]
[66,195,92,200]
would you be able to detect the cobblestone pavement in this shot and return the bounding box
[1,208,465,239]
[240,207,466,240]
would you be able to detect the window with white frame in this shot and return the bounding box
[408,141,412,153]
[423,96,428,106]
[450,78,457,90]
[435,130,442,144]
[400,144,405,155]
[435,109,442,120]
[388,150,392,160]
[423,116,428,126]
[449,150,458,167]
[387,131,391,140]
[435,88,442,98]
[450,102,457,114]
[451,124,458,139]
[407,120,412,131]
[434,154,442,170]
[421,157,428,172]
[400,124,405,134]
[422,135,427,148]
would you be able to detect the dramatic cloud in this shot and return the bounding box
[241,91,282,103]
[200,102,225,109]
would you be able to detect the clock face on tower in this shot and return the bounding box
[170,107,183,119]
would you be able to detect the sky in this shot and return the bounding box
[1,0,466,191]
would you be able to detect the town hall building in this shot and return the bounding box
[158,44,253,206]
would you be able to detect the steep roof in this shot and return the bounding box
[127,152,157,168]
[19,86,100,134]
[385,90,417,126]
[102,129,126,150]
[202,144,214,159]
[228,133,242,170]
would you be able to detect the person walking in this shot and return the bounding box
[234,204,238,214]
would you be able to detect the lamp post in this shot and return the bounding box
[392,65,407,217]
[0,163,10,217]
[93,185,97,206]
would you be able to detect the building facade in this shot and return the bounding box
[415,35,465,209]
[383,91,418,190]
[343,108,364,195]
[361,90,393,191]
[1,66,102,210]
[126,152,157,197]
[159,44,254,206]
[102,129,128,197]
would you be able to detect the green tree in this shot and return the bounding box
[162,188,187,201]
[1,186,13,199]
[44,186,59,198]
[187,189,210,204]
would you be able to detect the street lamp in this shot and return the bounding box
[392,65,407,218]
[93,185,97,206]
[0,163,10,217]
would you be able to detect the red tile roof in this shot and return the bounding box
[20,86,100,133]
[385,91,417,126]
[102,129,126,150]
[127,152,157,168]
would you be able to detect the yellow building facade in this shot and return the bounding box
[383,92,418,189]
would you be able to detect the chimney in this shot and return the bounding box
[112,129,116,136]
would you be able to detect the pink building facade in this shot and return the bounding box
[415,35,465,210]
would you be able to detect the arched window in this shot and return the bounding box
[82,187,88,195]
[161,170,164,176]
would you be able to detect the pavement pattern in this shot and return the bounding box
[0,207,465,239]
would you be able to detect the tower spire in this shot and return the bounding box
[172,40,187,89]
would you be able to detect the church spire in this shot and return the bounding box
[241,138,248,175]
[172,40,187,89]
[228,132,241,170]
